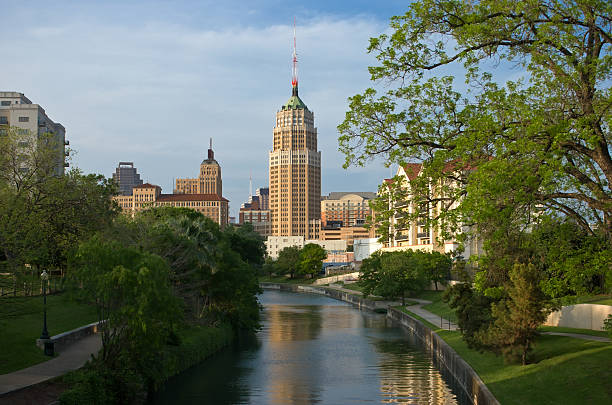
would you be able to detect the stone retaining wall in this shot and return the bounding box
[36,321,102,353]
[387,308,499,405]
[260,282,500,405]
[544,303,612,331]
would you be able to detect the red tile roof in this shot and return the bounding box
[157,193,228,202]
[402,163,422,180]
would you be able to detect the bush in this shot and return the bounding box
[604,314,612,339]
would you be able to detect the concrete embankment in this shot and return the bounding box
[260,282,500,405]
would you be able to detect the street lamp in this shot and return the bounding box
[40,270,54,355]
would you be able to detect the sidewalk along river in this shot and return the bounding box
[149,289,470,404]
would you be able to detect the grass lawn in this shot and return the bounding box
[538,325,609,338]
[0,293,98,374]
[398,307,612,405]
[260,275,317,285]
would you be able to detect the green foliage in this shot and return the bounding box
[358,250,435,304]
[0,127,117,272]
[339,0,612,246]
[479,263,554,365]
[604,314,612,339]
[67,236,182,385]
[443,283,495,349]
[276,246,301,279]
[298,244,327,278]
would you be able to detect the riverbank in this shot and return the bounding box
[262,282,612,405]
[59,323,234,404]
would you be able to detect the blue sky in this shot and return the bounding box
[1,1,428,217]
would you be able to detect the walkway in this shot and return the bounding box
[327,284,458,330]
[0,334,101,397]
[541,332,611,343]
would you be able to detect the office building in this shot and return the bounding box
[0,92,67,175]
[269,37,320,239]
[112,162,143,196]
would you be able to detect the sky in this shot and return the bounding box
[0,1,448,217]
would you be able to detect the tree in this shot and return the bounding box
[276,246,301,279]
[359,250,428,304]
[444,283,495,349]
[416,250,452,291]
[478,263,554,365]
[338,0,612,246]
[67,236,181,395]
[0,127,117,273]
[299,244,327,278]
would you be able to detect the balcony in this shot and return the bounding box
[417,232,429,238]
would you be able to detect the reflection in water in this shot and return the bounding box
[150,290,464,405]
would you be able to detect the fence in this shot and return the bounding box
[0,272,63,298]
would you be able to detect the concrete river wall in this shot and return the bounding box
[260,283,500,405]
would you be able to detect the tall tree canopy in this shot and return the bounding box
[338,0,611,244]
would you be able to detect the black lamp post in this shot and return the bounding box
[40,270,50,339]
[40,270,53,355]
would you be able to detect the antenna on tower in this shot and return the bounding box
[249,171,253,199]
[291,17,298,94]
[209,138,212,150]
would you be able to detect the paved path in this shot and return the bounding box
[0,334,101,396]
[323,285,610,339]
[541,332,611,342]
[327,284,458,330]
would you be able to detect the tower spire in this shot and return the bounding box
[208,137,214,160]
[291,17,298,96]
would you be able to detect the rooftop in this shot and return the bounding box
[158,193,228,202]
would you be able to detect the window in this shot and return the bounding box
[19,116,29,122]
[0,101,10,106]
[0,116,7,124]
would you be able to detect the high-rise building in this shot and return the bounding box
[269,31,320,239]
[112,162,143,196]
[0,92,68,175]
[175,139,222,196]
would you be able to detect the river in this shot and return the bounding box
[150,289,467,404]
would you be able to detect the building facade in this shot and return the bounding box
[378,164,481,259]
[265,236,346,259]
[113,183,229,226]
[239,189,271,238]
[269,43,321,239]
[175,139,222,196]
[320,192,376,227]
[112,162,143,196]
[0,92,68,175]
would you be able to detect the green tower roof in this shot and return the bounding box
[281,85,308,110]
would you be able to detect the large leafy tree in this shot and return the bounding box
[276,246,302,279]
[339,0,612,246]
[0,127,117,272]
[299,243,327,278]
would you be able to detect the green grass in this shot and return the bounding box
[561,294,612,306]
[538,326,609,338]
[0,293,98,374]
[396,306,612,404]
[260,275,318,285]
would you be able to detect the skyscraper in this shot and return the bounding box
[112,162,143,196]
[175,139,222,196]
[268,27,321,238]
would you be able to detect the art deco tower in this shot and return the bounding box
[269,27,321,238]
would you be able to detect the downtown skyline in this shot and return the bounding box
[0,1,412,216]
